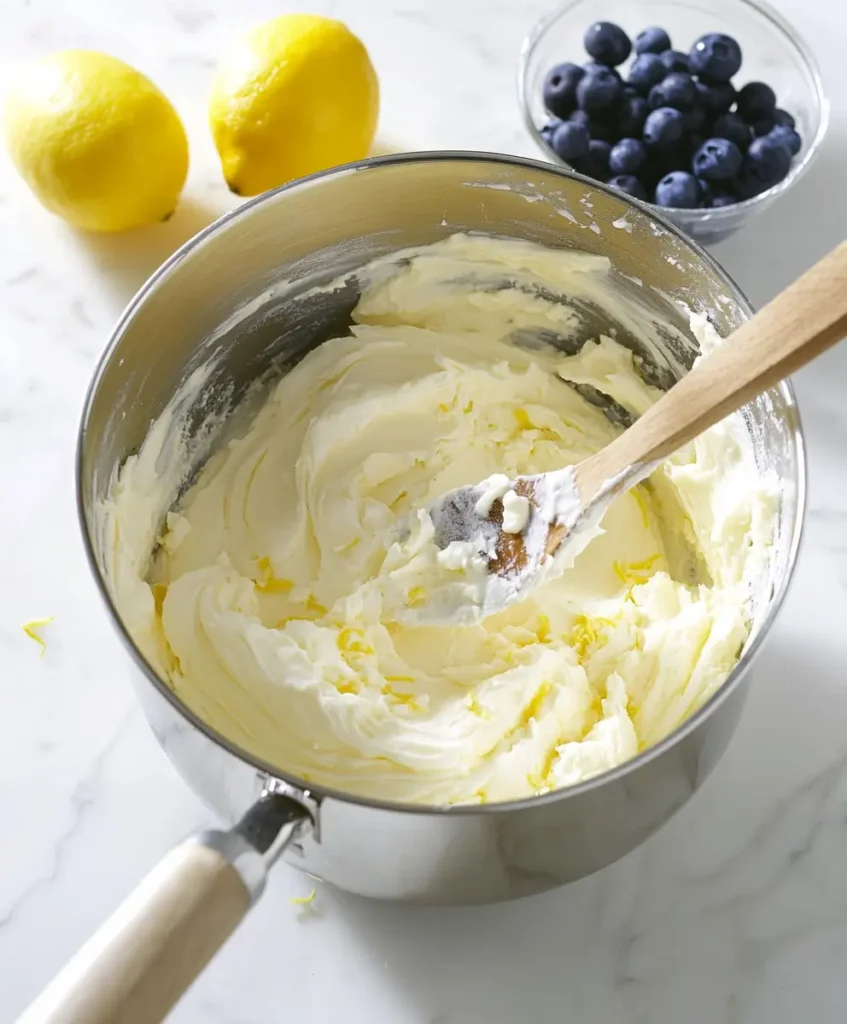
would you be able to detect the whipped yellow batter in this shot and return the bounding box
[103,235,777,805]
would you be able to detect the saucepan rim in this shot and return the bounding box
[75,150,806,818]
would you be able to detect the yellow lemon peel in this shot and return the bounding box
[254,556,295,594]
[4,51,188,231]
[209,15,379,195]
[613,554,662,587]
[290,888,316,906]
[337,627,373,656]
[566,614,609,662]
[382,684,422,712]
[151,583,168,616]
[305,595,327,616]
[519,680,553,729]
[632,486,651,529]
[466,693,489,718]
[23,617,53,656]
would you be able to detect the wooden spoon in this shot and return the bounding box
[426,240,847,619]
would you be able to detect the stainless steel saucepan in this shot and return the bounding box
[22,153,804,1023]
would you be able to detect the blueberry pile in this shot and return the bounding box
[540,22,801,210]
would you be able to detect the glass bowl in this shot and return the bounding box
[518,0,828,244]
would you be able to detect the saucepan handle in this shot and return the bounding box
[17,789,313,1024]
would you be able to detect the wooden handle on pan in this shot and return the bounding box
[18,840,250,1024]
[18,792,312,1024]
[577,240,847,499]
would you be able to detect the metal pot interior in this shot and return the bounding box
[78,153,804,807]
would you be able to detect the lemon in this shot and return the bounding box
[3,51,189,232]
[209,15,379,196]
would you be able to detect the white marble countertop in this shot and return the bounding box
[2,0,847,1020]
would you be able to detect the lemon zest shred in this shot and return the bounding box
[613,553,662,587]
[466,693,489,718]
[382,684,422,711]
[519,680,553,728]
[253,556,295,594]
[256,577,295,595]
[539,743,560,781]
[566,614,609,662]
[23,617,53,656]
[334,537,360,554]
[290,888,316,906]
[513,408,534,430]
[472,787,488,804]
[463,399,474,414]
[536,613,552,643]
[335,678,361,695]
[389,490,408,510]
[632,486,651,529]
[406,585,427,607]
[151,583,168,616]
[337,627,373,655]
[305,595,327,615]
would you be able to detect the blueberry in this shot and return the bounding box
[628,53,666,95]
[689,34,742,83]
[643,106,685,148]
[700,178,737,207]
[693,138,743,181]
[696,178,715,204]
[712,112,752,152]
[584,60,623,80]
[540,120,560,143]
[549,120,591,162]
[694,79,736,116]
[659,50,689,73]
[573,139,612,179]
[648,72,697,111]
[609,137,647,175]
[571,108,618,143]
[736,81,776,123]
[576,113,619,143]
[634,27,671,55]
[607,174,648,200]
[543,62,586,119]
[683,105,708,134]
[616,94,649,137]
[740,136,792,196]
[577,68,623,115]
[773,108,796,128]
[766,124,802,156]
[753,114,776,137]
[584,21,632,67]
[655,171,701,208]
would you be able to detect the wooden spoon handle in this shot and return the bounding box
[576,240,847,500]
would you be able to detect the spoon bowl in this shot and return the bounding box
[424,240,847,623]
